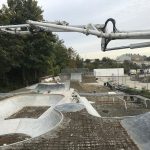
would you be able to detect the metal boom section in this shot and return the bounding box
[0,18,150,51]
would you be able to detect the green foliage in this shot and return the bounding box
[84,57,119,71]
[0,0,82,92]
[123,60,139,74]
[120,86,150,99]
[84,57,140,73]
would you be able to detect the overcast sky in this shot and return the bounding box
[1,0,150,59]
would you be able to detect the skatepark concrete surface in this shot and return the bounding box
[0,94,64,120]
[71,73,82,82]
[0,80,150,149]
[0,86,93,147]
[0,94,64,138]
[35,83,65,93]
[55,103,85,112]
[26,82,70,93]
[121,112,150,150]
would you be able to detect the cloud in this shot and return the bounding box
[1,0,150,59]
[37,0,150,58]
[0,0,6,7]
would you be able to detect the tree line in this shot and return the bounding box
[84,57,140,73]
[0,0,83,92]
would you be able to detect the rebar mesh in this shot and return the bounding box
[4,109,138,150]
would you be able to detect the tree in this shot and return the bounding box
[67,47,77,68]
[93,59,100,68]
[84,59,94,70]
[76,54,83,68]
[0,0,45,87]
[0,0,79,91]
[7,0,43,24]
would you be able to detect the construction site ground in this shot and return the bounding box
[87,96,150,117]
[70,81,110,93]
[2,79,148,149]
[82,75,97,83]
[70,81,150,117]
[0,134,31,146]
[3,109,138,150]
[5,106,50,119]
[97,75,150,90]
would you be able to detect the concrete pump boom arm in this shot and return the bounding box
[0,18,150,51]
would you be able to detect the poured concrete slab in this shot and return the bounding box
[35,83,65,93]
[3,109,138,150]
[121,112,150,150]
[71,73,82,82]
[79,97,100,117]
[0,84,142,149]
[0,109,62,138]
[55,103,85,112]
[0,94,64,139]
[0,94,64,119]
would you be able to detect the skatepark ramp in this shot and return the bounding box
[0,94,64,119]
[0,94,64,145]
[121,112,150,150]
[71,73,82,82]
[35,83,65,93]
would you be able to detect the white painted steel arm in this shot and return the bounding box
[106,42,150,51]
[0,24,29,29]
[27,20,150,39]
[1,18,150,51]
[0,29,30,35]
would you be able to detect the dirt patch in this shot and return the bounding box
[86,96,150,117]
[82,75,96,83]
[6,106,50,119]
[0,133,31,146]
[2,109,138,150]
[70,81,110,93]
[54,110,138,149]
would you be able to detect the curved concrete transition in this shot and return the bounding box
[34,83,65,93]
[0,94,64,119]
[55,103,85,112]
[121,112,150,150]
[0,94,64,141]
